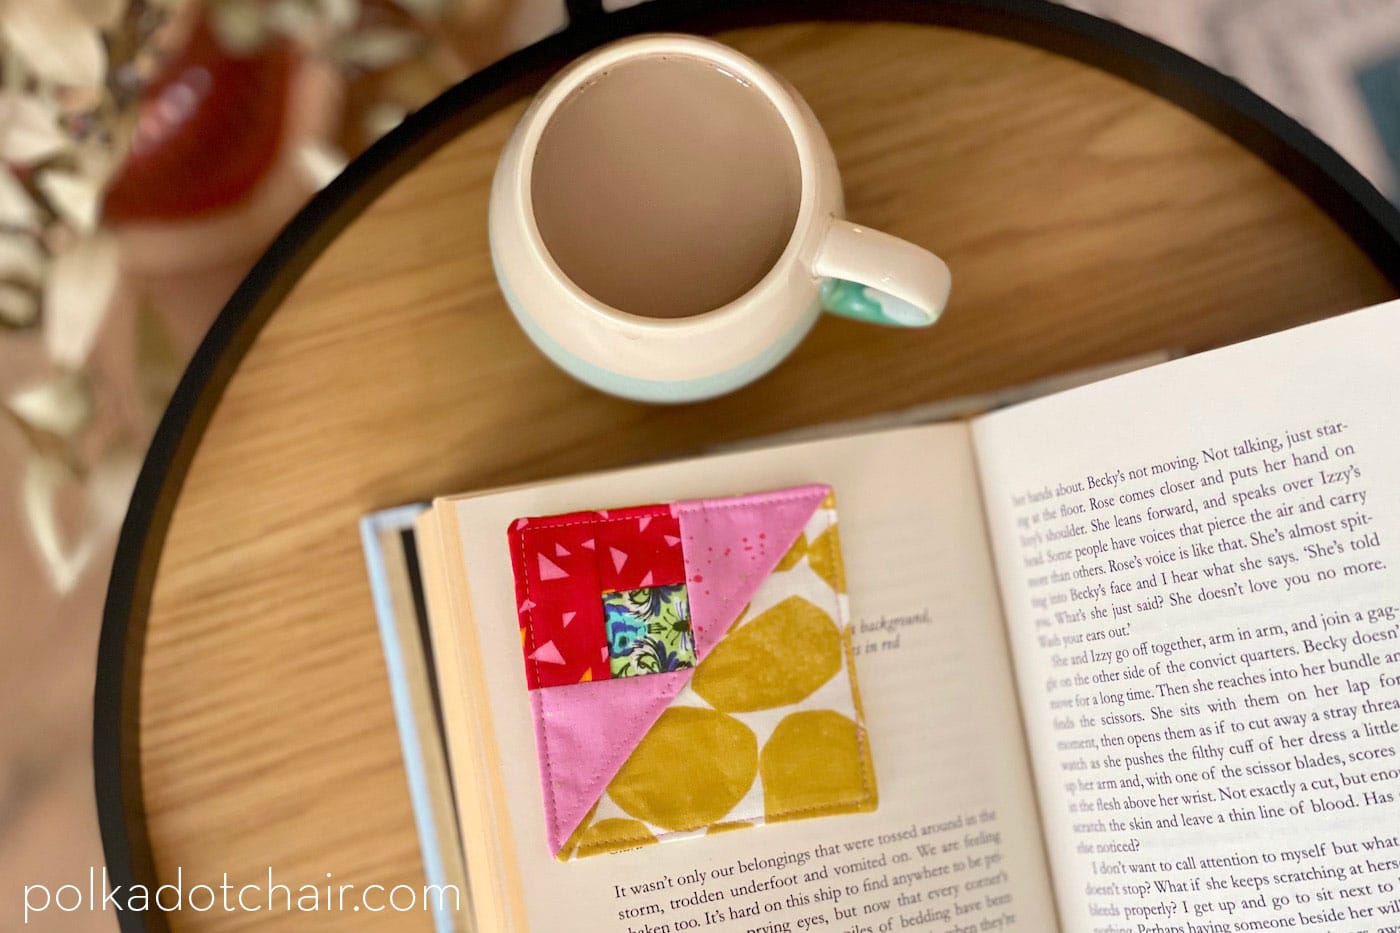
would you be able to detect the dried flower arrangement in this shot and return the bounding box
[1,0,461,592]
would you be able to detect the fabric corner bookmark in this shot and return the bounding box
[508,483,877,859]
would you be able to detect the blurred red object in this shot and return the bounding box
[104,14,296,222]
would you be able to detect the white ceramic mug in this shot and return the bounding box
[489,33,952,403]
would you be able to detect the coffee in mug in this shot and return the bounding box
[531,54,802,319]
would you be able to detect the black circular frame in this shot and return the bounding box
[94,1,1400,929]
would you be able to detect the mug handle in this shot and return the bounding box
[811,217,951,327]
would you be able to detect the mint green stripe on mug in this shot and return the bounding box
[814,218,952,327]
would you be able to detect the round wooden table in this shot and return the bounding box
[96,2,1400,929]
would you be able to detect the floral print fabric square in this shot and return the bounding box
[603,584,695,678]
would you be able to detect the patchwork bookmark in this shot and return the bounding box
[508,484,877,860]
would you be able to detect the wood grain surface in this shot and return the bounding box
[135,21,1395,930]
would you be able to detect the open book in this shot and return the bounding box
[404,300,1400,931]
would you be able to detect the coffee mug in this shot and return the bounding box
[489,33,951,403]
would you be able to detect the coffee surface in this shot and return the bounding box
[531,54,802,318]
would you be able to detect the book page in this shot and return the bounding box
[445,425,1057,931]
[973,302,1400,931]
[415,510,484,930]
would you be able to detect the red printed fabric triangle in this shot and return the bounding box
[509,485,829,856]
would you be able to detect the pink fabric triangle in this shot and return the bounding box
[678,484,828,660]
[528,640,565,665]
[537,553,568,581]
[532,670,690,855]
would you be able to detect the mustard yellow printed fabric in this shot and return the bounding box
[564,500,877,859]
